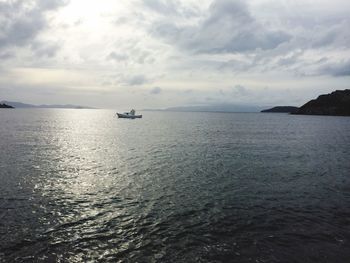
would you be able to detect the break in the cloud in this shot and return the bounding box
[0,0,349,109]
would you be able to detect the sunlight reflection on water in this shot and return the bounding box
[0,109,350,262]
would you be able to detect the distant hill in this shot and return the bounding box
[294,90,350,116]
[1,101,95,109]
[145,104,264,113]
[261,106,299,113]
[1,101,36,108]
[36,104,95,109]
[0,103,14,109]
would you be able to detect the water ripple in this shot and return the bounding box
[0,110,350,262]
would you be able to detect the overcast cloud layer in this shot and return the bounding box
[0,0,349,109]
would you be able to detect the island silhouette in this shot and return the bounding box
[0,103,14,109]
[294,90,350,116]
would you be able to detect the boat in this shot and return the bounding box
[116,109,142,119]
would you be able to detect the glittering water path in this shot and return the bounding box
[1,109,350,262]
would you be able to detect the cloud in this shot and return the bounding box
[319,60,350,77]
[0,0,67,52]
[31,41,61,58]
[37,0,67,10]
[126,74,149,86]
[0,51,14,60]
[107,44,155,66]
[145,0,349,77]
[1,0,349,109]
[143,0,180,16]
[152,0,290,54]
[232,84,250,96]
[107,51,128,62]
[290,19,350,51]
[142,0,199,18]
[150,86,162,94]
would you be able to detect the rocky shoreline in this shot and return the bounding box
[294,90,350,116]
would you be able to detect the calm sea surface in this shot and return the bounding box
[1,109,350,262]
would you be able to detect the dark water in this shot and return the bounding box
[1,109,350,262]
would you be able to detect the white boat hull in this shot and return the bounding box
[117,113,142,119]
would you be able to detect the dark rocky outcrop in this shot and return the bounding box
[0,103,14,108]
[294,90,350,116]
[261,106,299,113]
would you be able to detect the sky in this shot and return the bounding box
[0,0,349,109]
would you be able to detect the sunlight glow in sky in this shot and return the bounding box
[0,0,349,108]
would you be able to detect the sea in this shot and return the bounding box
[0,109,350,262]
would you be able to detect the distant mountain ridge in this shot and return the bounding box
[294,90,350,116]
[261,106,299,113]
[1,101,95,109]
[144,104,264,113]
